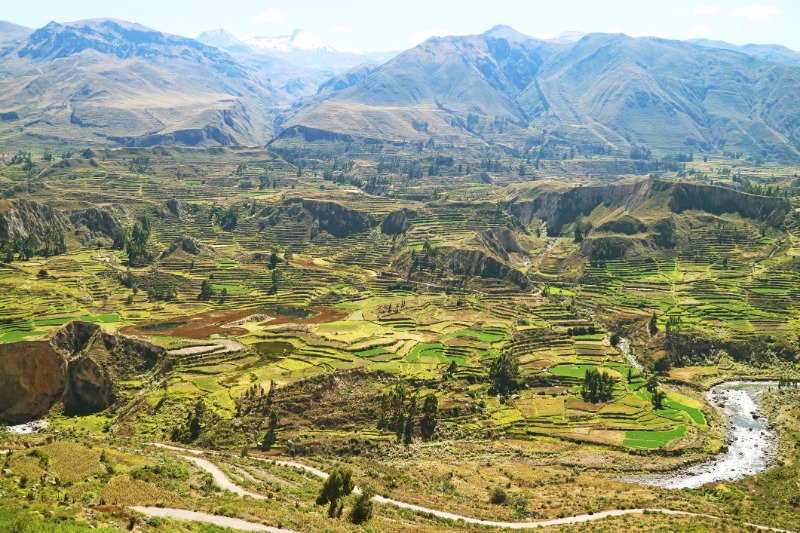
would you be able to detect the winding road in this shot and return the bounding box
[136,444,795,532]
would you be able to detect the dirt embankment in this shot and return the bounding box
[0,321,163,424]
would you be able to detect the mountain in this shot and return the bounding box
[0,21,32,45]
[0,19,277,147]
[689,38,800,68]
[197,28,396,98]
[275,27,800,159]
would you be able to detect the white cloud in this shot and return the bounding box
[330,24,352,34]
[693,6,720,15]
[689,24,712,35]
[730,4,782,21]
[674,6,688,14]
[256,7,286,25]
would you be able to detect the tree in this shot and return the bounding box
[403,396,416,445]
[420,394,438,441]
[269,250,280,270]
[261,408,279,451]
[489,351,520,396]
[379,381,410,440]
[316,467,354,518]
[126,215,152,265]
[349,487,374,524]
[649,313,658,335]
[198,279,214,300]
[581,368,615,403]
[645,374,659,394]
[446,359,458,377]
[651,389,666,410]
[270,268,281,294]
[189,400,207,441]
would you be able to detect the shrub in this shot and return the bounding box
[490,486,508,505]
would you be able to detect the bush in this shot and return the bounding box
[348,489,374,524]
[489,486,508,505]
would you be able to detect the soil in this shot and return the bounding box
[123,306,349,339]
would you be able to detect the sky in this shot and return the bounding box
[2,1,798,52]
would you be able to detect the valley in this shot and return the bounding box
[0,144,798,532]
[0,10,799,533]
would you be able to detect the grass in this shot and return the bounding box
[623,425,688,448]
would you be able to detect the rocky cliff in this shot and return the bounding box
[449,249,530,289]
[508,180,791,236]
[0,199,121,245]
[259,198,376,239]
[0,321,164,423]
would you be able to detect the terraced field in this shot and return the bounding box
[1,148,799,532]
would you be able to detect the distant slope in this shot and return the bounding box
[689,38,800,68]
[0,19,277,148]
[276,27,800,159]
[0,21,32,46]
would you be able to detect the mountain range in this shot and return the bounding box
[2,19,800,158]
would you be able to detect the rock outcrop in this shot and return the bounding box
[381,208,416,235]
[508,179,791,238]
[0,341,67,424]
[260,199,375,239]
[160,235,215,258]
[449,249,530,289]
[0,321,164,423]
[0,199,69,241]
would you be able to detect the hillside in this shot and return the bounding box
[0,19,277,148]
[276,27,800,160]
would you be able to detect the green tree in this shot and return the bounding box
[316,467,354,518]
[198,279,214,300]
[420,394,438,441]
[261,408,279,451]
[581,368,615,403]
[403,396,416,445]
[651,389,666,410]
[489,351,520,396]
[269,250,280,270]
[270,268,281,294]
[349,487,374,524]
[649,312,658,335]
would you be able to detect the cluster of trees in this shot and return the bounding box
[573,218,593,243]
[645,375,666,410]
[567,325,597,336]
[0,228,66,263]
[629,145,652,160]
[147,282,178,302]
[114,215,152,266]
[209,205,239,231]
[589,240,611,267]
[409,238,440,276]
[171,400,207,444]
[580,368,615,403]
[378,381,439,443]
[489,350,520,397]
[315,466,373,524]
[128,156,152,174]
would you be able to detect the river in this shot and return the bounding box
[638,381,779,489]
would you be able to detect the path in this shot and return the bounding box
[140,443,795,533]
[130,507,298,532]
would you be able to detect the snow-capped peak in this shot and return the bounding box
[242,28,337,53]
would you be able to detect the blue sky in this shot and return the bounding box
[3,1,798,51]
